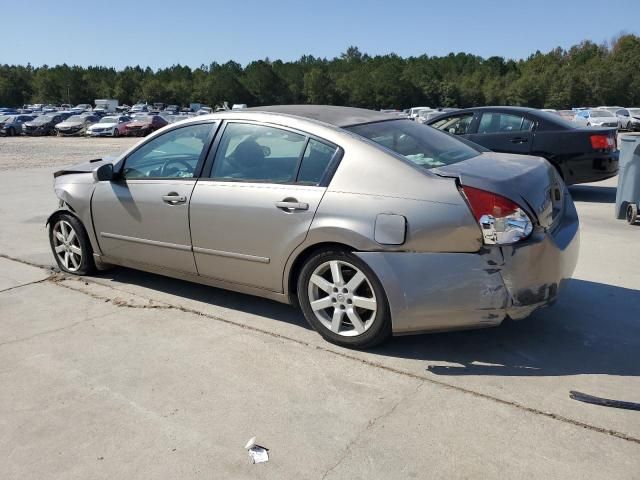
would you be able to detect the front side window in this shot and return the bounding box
[478,113,532,133]
[347,119,480,169]
[431,114,474,135]
[123,123,213,179]
[211,123,306,182]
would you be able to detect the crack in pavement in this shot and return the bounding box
[0,310,116,348]
[2,253,640,446]
[0,277,52,294]
[321,381,425,480]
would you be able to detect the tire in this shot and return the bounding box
[626,203,638,225]
[297,249,392,349]
[49,213,96,275]
[6,127,15,137]
[113,128,119,137]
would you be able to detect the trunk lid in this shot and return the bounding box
[433,152,564,229]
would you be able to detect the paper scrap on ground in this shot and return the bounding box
[245,437,269,464]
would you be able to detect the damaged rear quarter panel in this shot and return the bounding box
[355,250,509,334]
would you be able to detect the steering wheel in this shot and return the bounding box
[160,158,193,177]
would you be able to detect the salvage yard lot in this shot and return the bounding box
[1,136,639,479]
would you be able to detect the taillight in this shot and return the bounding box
[462,186,533,245]
[590,134,614,150]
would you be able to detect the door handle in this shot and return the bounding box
[275,200,309,211]
[510,137,529,144]
[162,193,187,205]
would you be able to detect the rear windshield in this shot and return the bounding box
[346,119,480,169]
[590,110,611,118]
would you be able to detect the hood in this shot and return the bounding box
[590,116,617,123]
[57,120,84,128]
[53,155,119,178]
[433,152,562,229]
[127,119,152,127]
[25,120,51,127]
[89,122,116,129]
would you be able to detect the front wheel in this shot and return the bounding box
[627,203,638,225]
[113,128,119,137]
[297,250,392,349]
[49,213,96,275]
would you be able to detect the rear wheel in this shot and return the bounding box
[297,250,391,349]
[49,213,96,275]
[626,203,638,225]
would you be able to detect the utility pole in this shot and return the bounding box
[67,85,70,106]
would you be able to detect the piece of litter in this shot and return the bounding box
[245,437,269,464]
[248,446,269,464]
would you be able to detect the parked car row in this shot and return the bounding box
[0,110,176,137]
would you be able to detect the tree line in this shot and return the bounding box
[1,35,639,110]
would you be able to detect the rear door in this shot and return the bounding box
[466,111,534,155]
[190,121,341,292]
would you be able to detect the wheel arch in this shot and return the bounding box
[285,241,359,305]
[46,206,81,227]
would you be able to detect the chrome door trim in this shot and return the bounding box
[192,246,270,264]
[100,232,192,251]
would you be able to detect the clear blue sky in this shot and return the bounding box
[4,0,639,69]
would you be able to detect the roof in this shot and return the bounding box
[245,105,395,127]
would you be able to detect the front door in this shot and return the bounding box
[92,122,217,273]
[190,122,341,291]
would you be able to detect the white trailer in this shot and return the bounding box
[94,99,119,114]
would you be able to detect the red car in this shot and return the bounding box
[124,114,168,136]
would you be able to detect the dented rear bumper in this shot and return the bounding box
[355,196,579,335]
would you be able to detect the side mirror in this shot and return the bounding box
[94,163,115,182]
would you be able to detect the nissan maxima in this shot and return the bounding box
[48,106,579,348]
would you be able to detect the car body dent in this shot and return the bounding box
[355,197,579,334]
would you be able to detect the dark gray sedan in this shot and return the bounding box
[47,106,579,348]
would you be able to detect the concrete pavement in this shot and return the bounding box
[0,140,639,478]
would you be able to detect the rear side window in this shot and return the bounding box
[297,139,338,185]
[212,123,306,182]
[478,113,533,133]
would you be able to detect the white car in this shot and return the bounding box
[615,108,640,131]
[573,109,619,128]
[86,115,131,137]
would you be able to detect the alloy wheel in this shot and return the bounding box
[52,220,83,272]
[307,260,377,337]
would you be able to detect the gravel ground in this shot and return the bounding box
[0,136,138,171]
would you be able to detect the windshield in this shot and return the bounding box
[590,110,611,118]
[67,115,84,122]
[347,119,481,169]
[0,115,9,122]
[100,116,118,123]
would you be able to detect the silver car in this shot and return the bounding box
[47,106,579,348]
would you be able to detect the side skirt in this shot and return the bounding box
[95,254,291,305]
